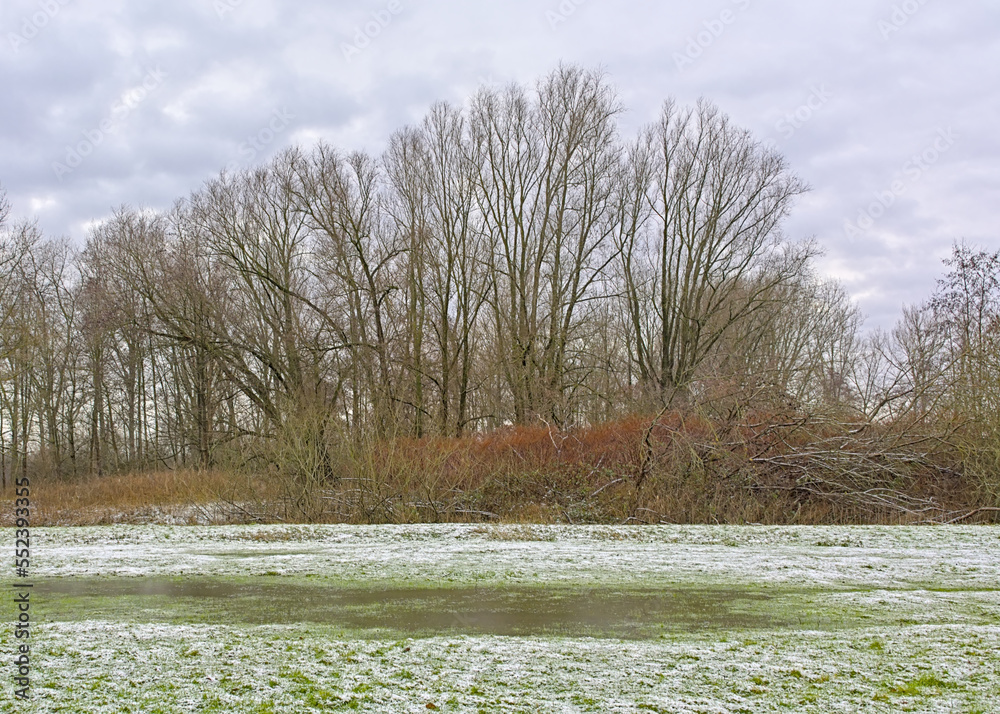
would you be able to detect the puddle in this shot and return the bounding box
[36,578,805,638]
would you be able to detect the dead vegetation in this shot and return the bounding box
[12,412,995,527]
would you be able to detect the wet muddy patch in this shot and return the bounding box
[36,577,826,638]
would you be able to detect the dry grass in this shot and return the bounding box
[4,469,280,526]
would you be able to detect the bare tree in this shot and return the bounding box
[0,186,23,357]
[21,237,80,476]
[190,155,328,430]
[385,103,490,436]
[927,242,1000,499]
[619,99,810,408]
[470,65,623,425]
[0,217,38,485]
[289,143,400,437]
[930,242,1000,420]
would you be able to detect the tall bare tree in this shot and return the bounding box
[289,144,399,437]
[385,103,489,436]
[619,99,809,407]
[470,65,623,424]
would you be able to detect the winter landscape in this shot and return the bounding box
[4,1,1000,711]
[3,524,999,711]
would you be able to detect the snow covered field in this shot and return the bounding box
[5,525,1000,712]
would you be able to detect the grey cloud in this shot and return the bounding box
[2,0,998,331]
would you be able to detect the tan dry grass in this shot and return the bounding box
[5,469,279,526]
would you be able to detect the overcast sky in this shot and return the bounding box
[2,0,997,329]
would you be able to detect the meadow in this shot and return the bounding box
[4,524,999,712]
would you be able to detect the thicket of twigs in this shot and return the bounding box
[13,409,997,527]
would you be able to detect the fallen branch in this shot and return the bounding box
[936,507,1000,525]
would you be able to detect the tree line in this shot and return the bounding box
[1,66,997,514]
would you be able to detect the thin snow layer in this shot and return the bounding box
[6,525,1000,711]
[14,523,1000,588]
[9,622,1000,712]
